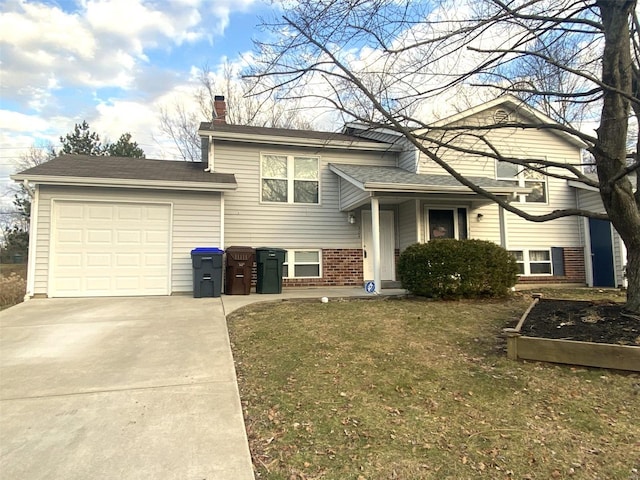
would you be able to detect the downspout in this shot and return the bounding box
[220,194,225,249]
[207,134,214,172]
[499,205,507,248]
[24,181,38,300]
[415,199,422,243]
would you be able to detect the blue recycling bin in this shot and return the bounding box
[191,247,224,298]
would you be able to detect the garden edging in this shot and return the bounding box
[504,294,640,372]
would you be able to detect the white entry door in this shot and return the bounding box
[50,201,171,297]
[362,210,395,281]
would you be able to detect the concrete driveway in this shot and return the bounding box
[0,296,254,480]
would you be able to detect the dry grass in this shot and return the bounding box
[0,264,27,309]
[228,294,640,480]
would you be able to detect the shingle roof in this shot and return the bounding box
[13,155,236,189]
[199,122,388,144]
[330,163,522,192]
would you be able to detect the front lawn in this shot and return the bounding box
[228,294,639,479]
[0,263,27,309]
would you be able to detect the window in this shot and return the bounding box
[509,249,552,275]
[261,155,319,204]
[510,250,525,275]
[283,250,321,278]
[496,162,547,203]
[426,208,468,240]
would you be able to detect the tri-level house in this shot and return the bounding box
[13,95,625,298]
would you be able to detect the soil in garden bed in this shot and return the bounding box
[520,299,640,346]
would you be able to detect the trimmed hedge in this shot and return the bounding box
[398,239,519,299]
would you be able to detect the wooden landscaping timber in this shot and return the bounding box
[507,335,640,372]
[504,294,640,372]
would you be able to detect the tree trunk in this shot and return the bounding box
[595,0,640,313]
[625,243,640,312]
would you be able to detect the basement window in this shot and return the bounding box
[509,249,552,275]
[283,250,322,278]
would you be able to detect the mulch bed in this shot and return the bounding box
[521,298,640,346]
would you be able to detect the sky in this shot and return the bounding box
[0,0,282,208]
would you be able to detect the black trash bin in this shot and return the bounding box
[225,246,255,295]
[191,247,224,298]
[255,247,286,294]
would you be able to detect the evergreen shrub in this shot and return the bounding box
[397,239,519,299]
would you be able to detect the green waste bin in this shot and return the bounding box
[255,247,286,294]
[191,247,224,298]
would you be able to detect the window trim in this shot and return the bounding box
[260,153,320,205]
[283,249,322,279]
[424,206,468,240]
[496,161,548,204]
[509,249,553,276]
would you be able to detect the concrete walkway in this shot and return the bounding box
[221,286,408,315]
[0,296,254,480]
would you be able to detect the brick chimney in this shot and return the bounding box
[213,95,226,124]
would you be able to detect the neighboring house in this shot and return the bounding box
[12,95,624,298]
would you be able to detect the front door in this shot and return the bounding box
[362,210,395,281]
[588,218,615,287]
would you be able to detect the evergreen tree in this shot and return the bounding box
[107,133,145,158]
[60,121,105,155]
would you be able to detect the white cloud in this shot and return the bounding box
[0,110,50,134]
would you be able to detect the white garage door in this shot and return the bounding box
[50,201,171,297]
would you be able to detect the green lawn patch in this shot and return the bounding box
[228,295,639,479]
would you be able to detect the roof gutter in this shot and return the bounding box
[363,182,527,195]
[10,175,238,192]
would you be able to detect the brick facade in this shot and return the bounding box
[282,248,363,287]
[243,246,586,289]
[516,246,586,285]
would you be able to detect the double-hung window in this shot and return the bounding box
[261,154,319,204]
[509,249,552,275]
[283,250,322,278]
[497,162,547,203]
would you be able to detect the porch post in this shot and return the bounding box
[371,197,381,293]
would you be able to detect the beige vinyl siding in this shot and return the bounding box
[468,203,502,244]
[613,234,625,286]
[34,185,221,295]
[340,178,371,211]
[417,108,583,250]
[504,175,582,249]
[32,187,52,294]
[398,146,417,172]
[418,108,581,178]
[398,200,418,250]
[348,129,417,172]
[215,141,396,249]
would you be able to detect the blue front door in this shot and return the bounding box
[588,218,615,287]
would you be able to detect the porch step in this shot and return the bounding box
[381,280,402,289]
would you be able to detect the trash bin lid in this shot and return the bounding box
[255,247,286,252]
[191,247,224,255]
[227,246,255,252]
